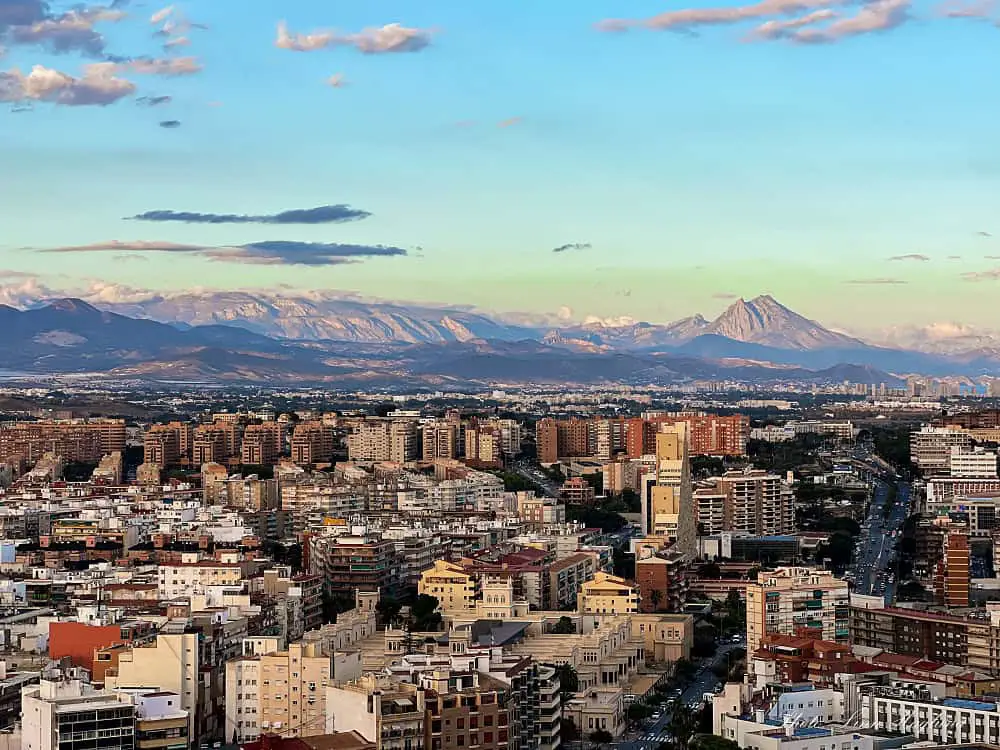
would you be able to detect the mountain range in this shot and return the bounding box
[2,291,997,386]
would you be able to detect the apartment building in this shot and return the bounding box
[634,548,688,613]
[308,533,397,598]
[0,418,126,465]
[144,422,193,467]
[347,419,418,463]
[242,422,283,466]
[746,567,849,651]
[104,630,201,739]
[157,551,243,599]
[628,413,749,457]
[536,418,591,465]
[911,426,975,475]
[577,572,639,616]
[256,642,331,738]
[326,676,427,750]
[849,597,973,666]
[22,678,137,750]
[695,470,794,536]
[464,423,503,468]
[422,422,459,461]
[950,447,999,478]
[559,477,595,505]
[943,531,971,607]
[291,422,335,466]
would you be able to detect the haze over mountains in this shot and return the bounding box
[2,290,998,385]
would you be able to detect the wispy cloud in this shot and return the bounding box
[936,0,996,17]
[962,268,1000,281]
[888,253,931,261]
[158,119,180,128]
[136,94,171,106]
[0,63,134,106]
[115,56,201,76]
[126,204,371,225]
[552,242,592,254]
[35,239,409,266]
[326,73,347,88]
[845,277,908,285]
[712,292,739,299]
[275,21,433,54]
[977,231,993,238]
[498,116,523,128]
[598,0,911,42]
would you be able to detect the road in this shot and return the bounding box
[511,460,561,498]
[614,642,746,750]
[847,454,911,603]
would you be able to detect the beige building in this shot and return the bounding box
[261,642,331,737]
[577,572,639,616]
[105,630,201,738]
[642,426,697,557]
[745,567,850,652]
[631,613,694,664]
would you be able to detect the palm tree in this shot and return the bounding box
[589,729,614,750]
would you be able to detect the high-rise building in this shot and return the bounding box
[422,421,459,461]
[911,426,975,475]
[192,422,239,465]
[290,421,335,466]
[347,419,418,463]
[242,422,283,465]
[628,413,749,457]
[641,425,697,557]
[745,567,849,652]
[0,418,126,465]
[694,469,794,536]
[941,531,971,607]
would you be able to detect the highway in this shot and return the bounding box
[614,641,746,750]
[848,460,911,602]
[511,460,561,498]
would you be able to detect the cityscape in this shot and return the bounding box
[5,0,1000,750]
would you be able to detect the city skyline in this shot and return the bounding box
[3,0,1000,331]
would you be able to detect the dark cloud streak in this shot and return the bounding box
[126,204,372,225]
[552,242,592,254]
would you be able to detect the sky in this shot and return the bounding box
[2,0,1000,334]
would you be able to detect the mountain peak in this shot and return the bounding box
[46,298,101,315]
[708,295,860,351]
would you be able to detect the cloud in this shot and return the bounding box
[598,0,911,42]
[845,277,908,285]
[113,253,149,262]
[552,242,592,253]
[962,268,1000,281]
[747,9,838,38]
[158,119,180,128]
[498,116,522,128]
[162,35,188,48]
[35,239,408,266]
[275,21,432,54]
[5,6,125,56]
[0,63,135,106]
[712,292,740,299]
[126,204,371,225]
[977,231,992,238]
[936,0,995,16]
[326,73,347,88]
[116,56,201,76]
[135,94,171,106]
[888,253,930,261]
[150,5,173,24]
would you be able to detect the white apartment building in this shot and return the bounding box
[950,447,999,479]
[858,682,1000,745]
[927,477,1000,505]
[22,679,136,750]
[157,551,243,599]
[226,654,262,743]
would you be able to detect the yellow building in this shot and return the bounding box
[642,425,697,558]
[631,613,694,664]
[418,559,476,612]
[745,566,850,651]
[577,572,639,616]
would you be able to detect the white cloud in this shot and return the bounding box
[276,21,432,54]
[0,64,135,106]
[326,72,347,88]
[150,5,174,24]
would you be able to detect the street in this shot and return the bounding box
[614,642,746,750]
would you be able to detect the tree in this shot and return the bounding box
[699,562,722,579]
[561,718,580,744]
[552,616,576,634]
[690,735,741,750]
[376,596,403,626]
[668,704,701,750]
[410,594,442,631]
[554,663,579,705]
[673,658,697,682]
[650,589,663,612]
[620,488,641,513]
[627,702,653,724]
[589,729,614,749]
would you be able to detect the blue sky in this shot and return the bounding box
[2,0,1000,331]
